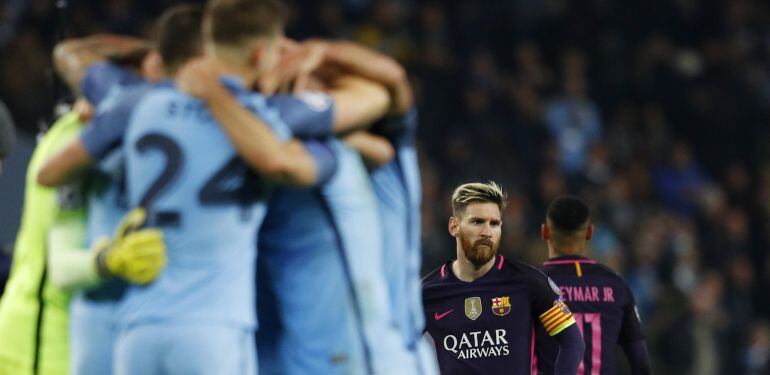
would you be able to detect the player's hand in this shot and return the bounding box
[73,98,94,122]
[176,57,227,101]
[260,38,328,95]
[93,208,167,285]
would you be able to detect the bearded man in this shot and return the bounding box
[421,181,584,374]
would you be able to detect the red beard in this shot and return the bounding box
[460,236,498,266]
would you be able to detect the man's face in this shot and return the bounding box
[252,33,283,79]
[450,202,502,266]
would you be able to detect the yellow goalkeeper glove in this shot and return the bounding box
[93,208,167,285]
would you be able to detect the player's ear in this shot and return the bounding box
[586,224,594,241]
[249,45,262,69]
[541,223,549,241]
[448,216,458,237]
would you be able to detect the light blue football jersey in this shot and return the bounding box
[369,109,438,374]
[257,94,367,374]
[69,64,151,375]
[79,80,155,302]
[321,139,415,373]
[120,77,291,329]
[257,185,366,374]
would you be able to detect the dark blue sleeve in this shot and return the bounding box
[302,139,337,185]
[553,324,585,375]
[619,284,645,343]
[621,340,652,375]
[371,107,418,148]
[267,93,334,138]
[80,85,148,160]
[81,62,143,106]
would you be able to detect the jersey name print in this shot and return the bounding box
[536,255,645,375]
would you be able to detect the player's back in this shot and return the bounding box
[369,109,423,340]
[121,79,289,328]
[536,255,643,375]
[81,82,156,303]
[320,139,415,373]
[257,184,367,374]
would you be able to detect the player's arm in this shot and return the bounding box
[47,185,99,291]
[37,97,123,187]
[53,34,150,96]
[551,324,585,374]
[343,131,395,169]
[325,75,391,134]
[619,285,652,374]
[177,59,328,187]
[48,205,167,291]
[318,39,413,115]
[621,340,651,375]
[37,139,91,187]
[531,272,584,374]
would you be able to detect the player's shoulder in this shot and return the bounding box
[501,255,550,280]
[501,255,564,294]
[269,91,332,113]
[422,260,451,288]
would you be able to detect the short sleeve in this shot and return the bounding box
[302,139,338,185]
[81,62,143,106]
[268,92,335,138]
[371,107,418,148]
[618,284,645,343]
[80,85,148,160]
[530,270,576,336]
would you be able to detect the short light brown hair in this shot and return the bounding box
[156,5,204,74]
[451,181,507,217]
[204,0,287,48]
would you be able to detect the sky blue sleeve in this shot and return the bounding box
[302,139,338,185]
[80,85,148,160]
[81,62,143,106]
[267,92,335,138]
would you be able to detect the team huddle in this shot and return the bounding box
[0,0,651,374]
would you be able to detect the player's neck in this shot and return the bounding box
[548,244,585,259]
[209,57,257,89]
[452,256,496,282]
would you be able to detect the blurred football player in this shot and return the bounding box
[535,196,652,374]
[422,181,585,374]
[177,40,413,373]
[313,40,440,374]
[37,7,204,374]
[114,0,341,373]
[0,30,159,373]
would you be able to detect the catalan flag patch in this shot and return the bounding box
[539,299,576,336]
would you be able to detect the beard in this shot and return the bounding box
[459,235,499,266]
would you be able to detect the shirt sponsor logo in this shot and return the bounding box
[443,329,510,359]
[491,296,511,317]
[465,297,482,320]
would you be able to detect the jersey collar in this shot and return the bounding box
[543,254,597,265]
[442,255,506,282]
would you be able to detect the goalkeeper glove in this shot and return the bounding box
[93,208,167,285]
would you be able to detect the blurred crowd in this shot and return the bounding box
[2,0,770,373]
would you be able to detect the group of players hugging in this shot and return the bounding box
[0,0,652,374]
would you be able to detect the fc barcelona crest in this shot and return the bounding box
[491,296,511,317]
[465,297,482,320]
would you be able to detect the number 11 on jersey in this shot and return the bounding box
[573,312,601,375]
